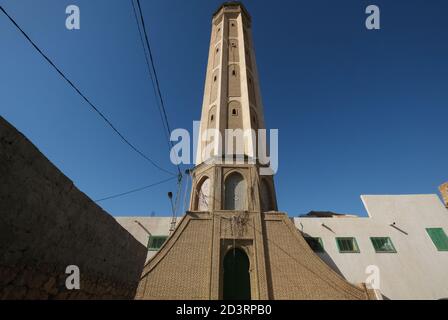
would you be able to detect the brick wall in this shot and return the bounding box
[0,117,147,299]
[439,182,448,207]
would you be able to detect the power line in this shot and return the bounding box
[94,176,177,202]
[130,0,185,218]
[133,0,182,177]
[130,0,171,150]
[0,5,176,177]
[181,170,192,213]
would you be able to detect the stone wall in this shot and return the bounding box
[0,117,147,299]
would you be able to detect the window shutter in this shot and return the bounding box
[426,228,448,251]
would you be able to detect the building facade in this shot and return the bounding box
[116,191,448,300]
[129,2,375,300]
[296,194,448,300]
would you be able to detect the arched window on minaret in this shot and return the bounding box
[208,106,216,125]
[224,172,246,210]
[215,25,222,42]
[213,45,220,68]
[210,70,219,103]
[229,40,239,62]
[228,64,241,97]
[229,20,238,38]
[196,176,211,211]
[227,101,242,130]
[204,106,217,158]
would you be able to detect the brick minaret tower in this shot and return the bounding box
[190,1,277,215]
[136,2,375,300]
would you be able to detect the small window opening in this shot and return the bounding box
[232,109,237,116]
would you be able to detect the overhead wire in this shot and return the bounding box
[130,0,171,150]
[130,0,186,220]
[0,5,176,177]
[94,176,177,202]
[131,0,182,178]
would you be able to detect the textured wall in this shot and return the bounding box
[210,70,220,104]
[263,215,372,300]
[228,65,241,97]
[229,40,239,62]
[0,117,147,299]
[136,216,213,300]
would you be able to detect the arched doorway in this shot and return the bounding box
[223,248,251,300]
[224,172,246,210]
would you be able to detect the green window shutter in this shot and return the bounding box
[304,237,324,253]
[148,236,168,251]
[336,237,360,253]
[426,228,448,251]
[370,237,396,253]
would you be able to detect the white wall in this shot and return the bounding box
[115,217,174,261]
[295,194,448,300]
[115,194,448,299]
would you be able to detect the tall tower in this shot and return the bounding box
[190,1,277,215]
[136,2,375,300]
[196,1,265,164]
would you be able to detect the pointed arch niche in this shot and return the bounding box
[195,176,211,211]
[224,172,246,211]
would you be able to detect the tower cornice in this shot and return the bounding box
[213,1,251,23]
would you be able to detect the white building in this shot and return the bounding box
[295,194,448,300]
[115,192,448,300]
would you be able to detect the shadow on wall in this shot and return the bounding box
[299,231,345,278]
[0,116,147,299]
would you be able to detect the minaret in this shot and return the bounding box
[190,1,277,214]
[196,1,264,163]
[136,2,375,300]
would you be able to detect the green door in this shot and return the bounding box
[223,248,251,300]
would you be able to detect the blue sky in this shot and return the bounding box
[1,0,447,217]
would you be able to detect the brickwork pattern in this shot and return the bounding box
[263,214,371,299]
[136,216,213,299]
